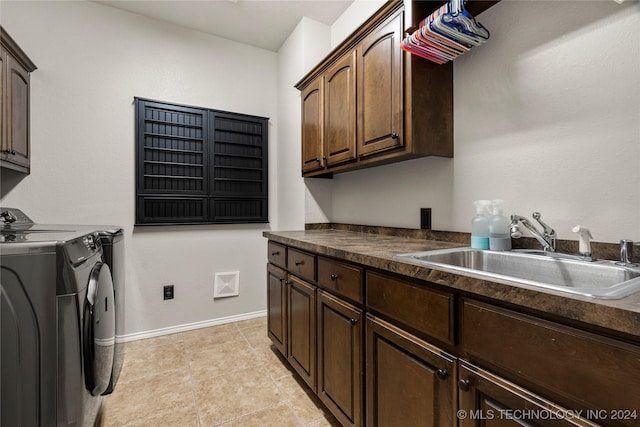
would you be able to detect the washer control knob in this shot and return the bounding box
[84,234,97,250]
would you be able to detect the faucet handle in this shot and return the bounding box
[619,240,636,266]
[532,212,556,237]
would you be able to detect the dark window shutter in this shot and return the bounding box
[135,98,268,225]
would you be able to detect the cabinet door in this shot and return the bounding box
[357,11,403,158]
[301,77,324,173]
[366,315,456,427]
[317,289,363,427]
[267,264,288,356]
[288,275,317,390]
[458,361,595,427]
[1,50,5,155]
[4,53,30,170]
[324,51,357,166]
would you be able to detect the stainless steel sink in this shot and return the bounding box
[394,248,640,299]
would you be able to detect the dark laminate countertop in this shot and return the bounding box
[264,229,640,339]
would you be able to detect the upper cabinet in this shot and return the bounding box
[357,11,403,158]
[296,0,498,178]
[1,26,37,174]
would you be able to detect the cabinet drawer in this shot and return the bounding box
[287,248,316,283]
[365,271,454,345]
[317,256,363,304]
[462,299,640,425]
[267,242,287,268]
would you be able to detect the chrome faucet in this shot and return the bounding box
[509,212,557,252]
[618,240,637,266]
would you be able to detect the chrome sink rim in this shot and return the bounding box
[394,247,640,300]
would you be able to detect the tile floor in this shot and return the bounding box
[100,317,340,427]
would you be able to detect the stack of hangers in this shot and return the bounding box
[400,0,490,64]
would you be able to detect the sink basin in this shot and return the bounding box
[395,248,640,299]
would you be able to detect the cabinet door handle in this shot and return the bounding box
[435,369,448,381]
[10,150,16,155]
[458,379,471,392]
[295,260,303,266]
[330,274,338,281]
[391,132,399,140]
[350,318,358,326]
[271,251,279,256]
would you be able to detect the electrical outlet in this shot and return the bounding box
[163,285,174,300]
[420,208,432,230]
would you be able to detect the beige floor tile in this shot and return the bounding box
[188,339,261,378]
[117,342,188,383]
[257,346,296,380]
[101,320,336,427]
[125,403,200,427]
[102,370,194,426]
[221,402,302,427]
[275,373,313,397]
[181,324,245,353]
[235,316,267,330]
[124,333,184,353]
[305,415,342,427]
[194,366,282,426]
[287,390,329,425]
[275,375,328,425]
[240,324,274,349]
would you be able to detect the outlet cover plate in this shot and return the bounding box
[214,271,240,299]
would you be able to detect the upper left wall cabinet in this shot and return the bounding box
[1,26,37,174]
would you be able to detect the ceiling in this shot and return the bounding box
[94,0,354,52]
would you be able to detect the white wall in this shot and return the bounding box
[322,0,640,243]
[277,17,331,230]
[0,1,278,335]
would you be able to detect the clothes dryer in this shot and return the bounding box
[1,209,116,426]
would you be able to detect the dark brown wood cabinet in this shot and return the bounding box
[1,26,37,174]
[288,275,317,390]
[267,264,288,356]
[357,11,403,158]
[366,315,456,427]
[266,236,640,427]
[457,361,594,427]
[301,78,324,173]
[317,290,363,427]
[295,0,459,177]
[461,299,640,427]
[324,51,357,167]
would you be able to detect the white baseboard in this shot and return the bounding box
[119,310,267,342]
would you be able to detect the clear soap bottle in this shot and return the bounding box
[489,199,512,251]
[471,200,490,250]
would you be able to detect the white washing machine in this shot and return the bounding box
[1,208,118,426]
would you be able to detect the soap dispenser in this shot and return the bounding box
[489,200,512,251]
[471,200,490,250]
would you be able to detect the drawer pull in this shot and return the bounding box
[436,369,448,381]
[295,260,304,266]
[350,318,358,326]
[271,251,280,256]
[458,379,471,392]
[330,274,338,281]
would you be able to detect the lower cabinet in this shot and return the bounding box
[457,361,594,427]
[288,275,317,390]
[366,314,456,427]
[317,290,364,427]
[266,241,640,427]
[266,263,287,356]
